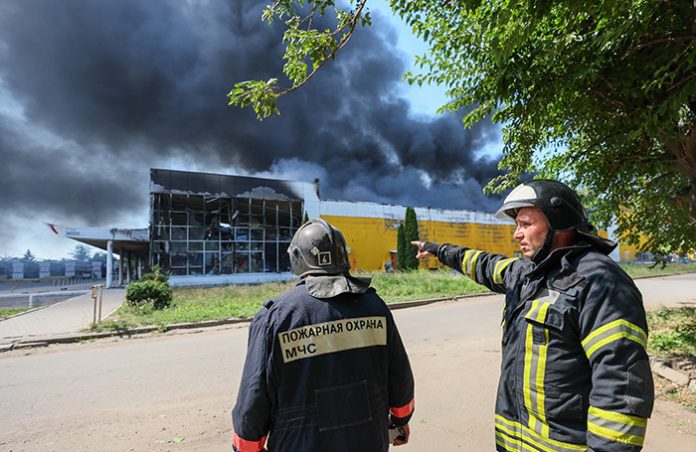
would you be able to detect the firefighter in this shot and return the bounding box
[413,179,654,451]
[232,219,415,452]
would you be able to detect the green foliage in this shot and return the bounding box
[232,0,696,257]
[396,207,419,270]
[125,280,173,310]
[648,307,696,357]
[403,207,420,270]
[22,249,35,262]
[89,319,130,332]
[106,271,489,328]
[0,307,31,319]
[70,244,92,262]
[396,223,407,270]
[370,269,489,301]
[141,264,169,284]
[109,281,297,328]
[92,252,107,263]
[227,1,371,119]
[650,330,696,353]
[227,78,281,120]
[619,262,696,279]
[104,267,696,329]
[391,0,696,257]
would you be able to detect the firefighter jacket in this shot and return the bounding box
[431,241,654,451]
[232,279,415,452]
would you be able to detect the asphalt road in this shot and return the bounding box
[1,274,695,451]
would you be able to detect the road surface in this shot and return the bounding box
[1,274,695,451]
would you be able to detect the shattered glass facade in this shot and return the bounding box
[149,169,304,276]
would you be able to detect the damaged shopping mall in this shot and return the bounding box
[56,168,634,287]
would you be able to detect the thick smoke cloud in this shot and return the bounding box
[0,0,502,251]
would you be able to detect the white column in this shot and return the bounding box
[106,240,113,288]
[126,252,131,284]
[118,247,124,286]
[137,258,143,280]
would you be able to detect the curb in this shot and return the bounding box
[2,271,692,353]
[650,357,696,397]
[0,292,498,352]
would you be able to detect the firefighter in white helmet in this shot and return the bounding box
[414,179,653,451]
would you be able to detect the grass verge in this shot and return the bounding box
[96,262,696,331]
[0,307,31,319]
[647,307,696,412]
[648,307,696,358]
[97,270,488,331]
[619,262,696,279]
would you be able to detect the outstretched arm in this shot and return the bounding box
[412,240,525,294]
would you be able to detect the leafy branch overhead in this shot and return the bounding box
[227,0,370,120]
[229,0,696,257]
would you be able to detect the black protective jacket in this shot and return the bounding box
[431,241,653,452]
[232,280,415,452]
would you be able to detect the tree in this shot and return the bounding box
[396,223,407,270]
[92,252,107,263]
[229,0,696,257]
[397,207,419,270]
[22,249,36,262]
[228,1,371,120]
[403,207,420,269]
[71,244,92,262]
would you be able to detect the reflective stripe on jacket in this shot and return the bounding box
[232,280,415,452]
[435,242,654,451]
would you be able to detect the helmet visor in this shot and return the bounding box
[495,201,536,221]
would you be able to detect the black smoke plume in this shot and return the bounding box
[0,0,502,237]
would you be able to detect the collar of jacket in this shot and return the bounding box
[298,273,372,298]
[527,242,592,278]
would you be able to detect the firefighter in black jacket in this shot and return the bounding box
[232,219,415,452]
[414,180,654,452]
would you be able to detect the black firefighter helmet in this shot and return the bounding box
[287,218,351,277]
[495,179,616,255]
[287,219,371,298]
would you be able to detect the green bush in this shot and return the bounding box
[141,264,169,284]
[126,280,172,310]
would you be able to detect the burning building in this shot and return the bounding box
[58,168,625,287]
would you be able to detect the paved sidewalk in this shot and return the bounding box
[0,288,125,343]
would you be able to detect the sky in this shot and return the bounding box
[0,0,503,260]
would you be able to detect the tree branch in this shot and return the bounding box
[277,0,368,97]
[632,33,696,52]
[666,68,696,96]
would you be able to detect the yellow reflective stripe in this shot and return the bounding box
[585,333,645,359]
[589,406,647,427]
[587,406,646,447]
[581,320,647,359]
[494,257,518,284]
[461,250,474,276]
[588,422,645,447]
[495,428,540,452]
[495,415,588,451]
[582,319,647,347]
[468,250,483,281]
[496,422,550,452]
[496,439,520,452]
[523,300,551,437]
[523,301,537,430]
[535,303,551,438]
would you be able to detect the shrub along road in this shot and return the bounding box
[0,274,694,451]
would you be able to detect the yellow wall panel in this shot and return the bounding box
[322,215,520,271]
